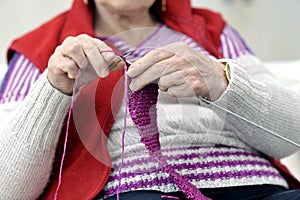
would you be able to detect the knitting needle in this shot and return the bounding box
[198,96,300,148]
[108,51,133,70]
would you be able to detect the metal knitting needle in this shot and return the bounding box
[198,96,300,148]
[108,51,133,70]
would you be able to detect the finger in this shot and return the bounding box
[158,70,185,91]
[62,34,116,77]
[167,83,196,98]
[129,56,184,91]
[49,47,78,77]
[56,56,78,79]
[90,37,115,75]
[127,48,174,77]
[61,36,88,69]
[78,34,116,65]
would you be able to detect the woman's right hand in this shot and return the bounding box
[47,34,123,95]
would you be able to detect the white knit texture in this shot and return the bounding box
[215,55,300,158]
[0,73,72,200]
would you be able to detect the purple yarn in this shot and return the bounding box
[128,84,211,200]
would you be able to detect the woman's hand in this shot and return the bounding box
[47,34,124,95]
[127,42,228,101]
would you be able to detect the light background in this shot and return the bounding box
[0,0,300,64]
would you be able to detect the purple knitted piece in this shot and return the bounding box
[128,84,211,200]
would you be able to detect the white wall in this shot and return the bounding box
[192,0,300,61]
[0,0,72,65]
[0,0,299,65]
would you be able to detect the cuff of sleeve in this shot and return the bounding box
[214,60,271,119]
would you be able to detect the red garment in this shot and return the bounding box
[7,0,225,199]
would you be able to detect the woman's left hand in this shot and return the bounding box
[127,42,228,101]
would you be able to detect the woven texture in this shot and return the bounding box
[128,84,210,200]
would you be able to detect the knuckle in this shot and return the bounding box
[180,67,190,77]
[192,79,201,91]
[82,41,96,51]
[158,76,167,86]
[175,55,186,64]
[49,53,62,67]
[63,36,76,46]
[78,33,89,39]
[154,48,165,55]
[62,39,82,55]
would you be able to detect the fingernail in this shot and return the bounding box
[127,67,136,77]
[126,69,132,77]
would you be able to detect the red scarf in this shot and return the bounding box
[7,0,225,199]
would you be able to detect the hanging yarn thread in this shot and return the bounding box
[115,55,130,200]
[53,49,120,200]
[128,83,211,200]
[54,69,81,200]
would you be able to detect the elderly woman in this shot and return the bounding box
[0,0,299,199]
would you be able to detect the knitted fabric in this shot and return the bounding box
[128,84,210,200]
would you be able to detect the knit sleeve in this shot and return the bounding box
[214,54,300,159]
[0,69,72,199]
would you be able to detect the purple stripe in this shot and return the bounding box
[225,27,238,58]
[0,54,25,103]
[12,61,33,101]
[219,35,227,58]
[229,29,244,57]
[8,59,31,102]
[15,64,36,101]
[222,25,253,58]
[185,38,208,55]
[23,63,40,94]
[6,55,27,93]
[28,68,41,94]
[105,169,282,196]
[136,23,164,49]
[161,145,242,152]
[113,150,258,170]
[0,54,22,97]
[109,155,273,181]
[0,54,20,93]
[224,34,232,58]
[230,27,251,55]
[230,36,239,58]
[228,28,243,56]
[220,26,241,58]
[113,147,260,168]
[1,53,41,103]
[0,54,20,103]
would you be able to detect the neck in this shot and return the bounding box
[93,5,160,46]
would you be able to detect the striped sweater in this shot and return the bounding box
[1,24,300,200]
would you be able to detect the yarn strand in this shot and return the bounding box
[54,69,81,200]
[53,50,117,199]
[116,56,131,200]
